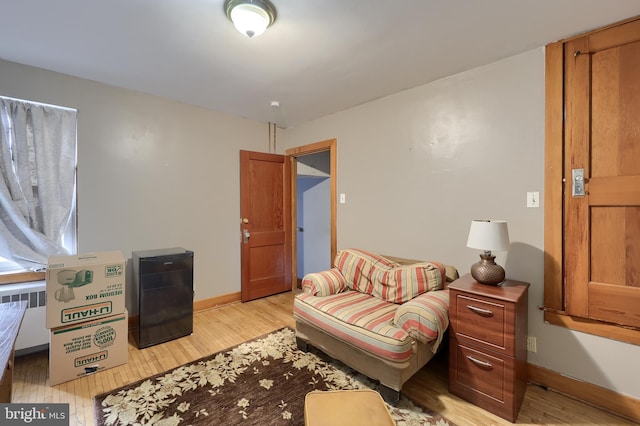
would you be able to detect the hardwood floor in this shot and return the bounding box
[12,291,634,425]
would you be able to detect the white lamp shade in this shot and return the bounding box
[230,4,270,37]
[466,220,510,251]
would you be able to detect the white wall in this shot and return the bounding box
[0,58,269,314]
[298,177,331,276]
[281,48,640,399]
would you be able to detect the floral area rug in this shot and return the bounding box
[94,327,455,425]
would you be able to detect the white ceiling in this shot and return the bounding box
[1,1,639,128]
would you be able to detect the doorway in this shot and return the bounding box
[286,139,337,288]
[296,152,330,283]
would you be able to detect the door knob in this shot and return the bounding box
[243,229,251,243]
[571,168,585,197]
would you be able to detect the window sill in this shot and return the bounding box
[0,271,46,285]
[544,311,640,346]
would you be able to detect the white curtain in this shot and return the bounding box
[0,96,77,270]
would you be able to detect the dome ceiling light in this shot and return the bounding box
[224,0,277,38]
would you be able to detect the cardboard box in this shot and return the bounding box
[49,310,128,386]
[46,251,126,329]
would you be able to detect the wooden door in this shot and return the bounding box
[564,20,640,327]
[240,150,291,302]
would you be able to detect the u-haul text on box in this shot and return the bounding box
[49,310,128,386]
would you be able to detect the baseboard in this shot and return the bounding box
[193,291,242,312]
[527,362,640,423]
[127,291,242,330]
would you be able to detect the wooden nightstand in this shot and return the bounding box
[448,273,529,422]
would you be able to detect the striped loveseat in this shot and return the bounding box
[294,248,458,403]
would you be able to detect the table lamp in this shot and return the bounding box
[466,220,510,285]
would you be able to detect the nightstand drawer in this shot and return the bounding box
[454,293,513,354]
[450,341,518,421]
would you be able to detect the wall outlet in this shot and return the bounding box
[527,336,537,353]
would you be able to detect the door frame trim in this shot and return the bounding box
[285,139,337,289]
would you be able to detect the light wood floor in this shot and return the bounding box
[12,291,634,425]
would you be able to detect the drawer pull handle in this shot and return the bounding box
[467,355,493,369]
[466,305,493,316]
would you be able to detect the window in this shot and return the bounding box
[0,255,45,284]
[544,19,640,346]
[0,256,24,273]
[0,96,77,282]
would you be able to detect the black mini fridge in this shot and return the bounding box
[133,247,194,349]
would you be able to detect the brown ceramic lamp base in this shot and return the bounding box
[470,253,505,285]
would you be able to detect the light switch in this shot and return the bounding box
[527,191,539,208]
[339,193,346,204]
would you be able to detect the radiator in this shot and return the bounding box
[0,280,48,354]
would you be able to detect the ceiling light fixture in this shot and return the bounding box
[224,0,277,38]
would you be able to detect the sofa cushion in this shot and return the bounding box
[393,289,449,351]
[293,290,413,363]
[334,249,399,294]
[369,261,446,303]
[301,268,347,296]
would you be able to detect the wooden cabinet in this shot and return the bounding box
[448,274,529,422]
